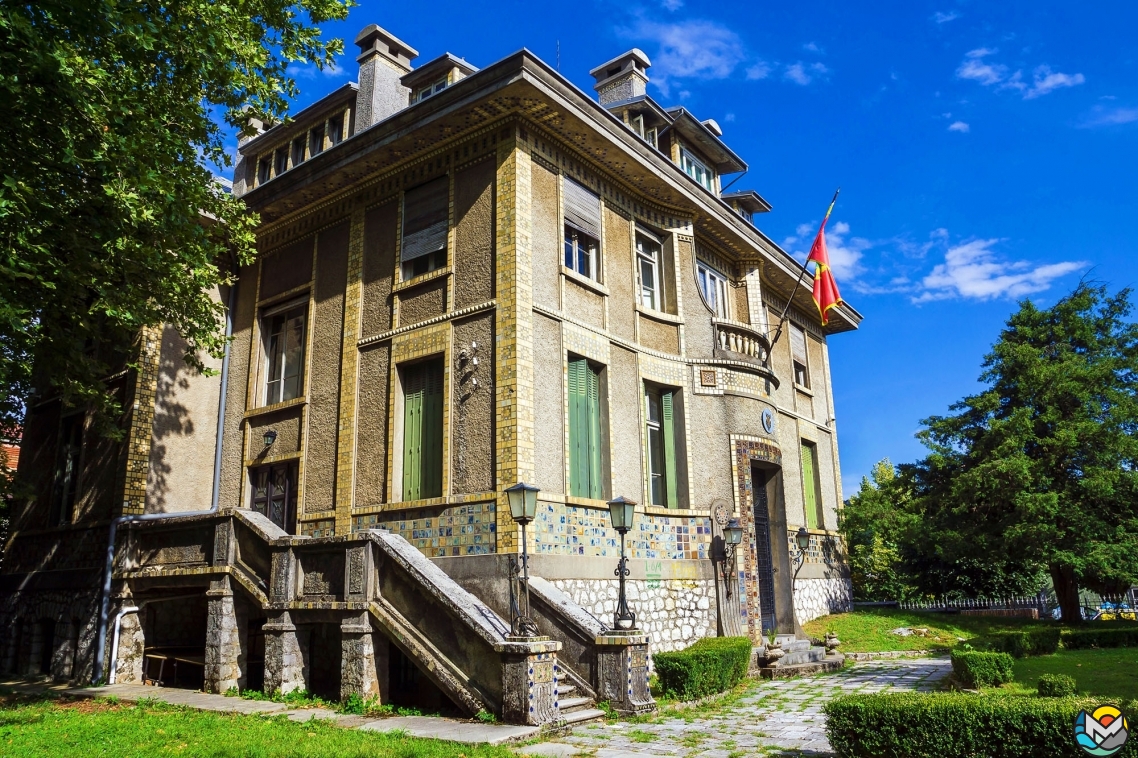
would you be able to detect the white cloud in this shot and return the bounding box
[724,112,736,122]
[784,220,869,285]
[745,62,772,80]
[1023,66,1085,99]
[956,48,1006,86]
[955,49,1083,99]
[803,41,823,53]
[1078,104,1138,128]
[784,61,829,86]
[661,0,683,10]
[932,10,960,23]
[287,58,344,81]
[915,238,1085,302]
[947,120,970,132]
[623,18,745,95]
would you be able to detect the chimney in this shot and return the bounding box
[354,24,418,131]
[590,49,652,106]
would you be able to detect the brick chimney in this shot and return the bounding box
[589,49,652,106]
[354,24,418,131]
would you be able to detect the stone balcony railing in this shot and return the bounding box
[712,319,771,367]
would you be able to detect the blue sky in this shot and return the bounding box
[255,0,1138,496]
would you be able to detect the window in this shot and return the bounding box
[636,231,662,311]
[273,148,288,177]
[309,124,325,156]
[680,148,714,192]
[262,302,307,405]
[800,441,823,530]
[257,157,272,185]
[251,461,298,533]
[645,386,681,508]
[790,324,810,388]
[563,177,602,281]
[328,113,344,146]
[567,356,604,499]
[401,176,449,280]
[50,413,83,525]
[698,262,729,318]
[401,358,444,501]
[290,136,306,167]
[414,77,449,102]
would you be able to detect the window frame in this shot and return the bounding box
[790,323,811,389]
[697,261,730,319]
[800,440,824,530]
[644,384,681,508]
[636,231,663,311]
[564,223,600,281]
[680,148,715,192]
[567,355,605,500]
[260,298,309,407]
[414,76,449,103]
[397,357,445,502]
[400,176,450,282]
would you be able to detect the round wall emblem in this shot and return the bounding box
[712,501,731,526]
[761,408,775,434]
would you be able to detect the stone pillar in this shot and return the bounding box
[499,637,561,726]
[340,612,379,702]
[204,577,243,693]
[595,632,656,716]
[263,611,306,695]
[114,610,145,684]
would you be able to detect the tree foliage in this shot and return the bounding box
[844,284,1138,620]
[0,0,350,494]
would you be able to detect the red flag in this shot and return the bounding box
[805,195,843,325]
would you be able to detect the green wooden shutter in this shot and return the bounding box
[403,365,425,501]
[661,390,679,508]
[801,442,819,529]
[586,362,603,499]
[567,358,585,497]
[421,361,444,498]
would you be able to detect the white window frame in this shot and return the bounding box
[415,76,449,103]
[697,262,730,318]
[680,148,714,192]
[564,224,599,281]
[260,298,308,406]
[636,231,662,311]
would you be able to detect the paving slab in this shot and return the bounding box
[515,742,588,757]
[358,714,541,745]
[68,684,292,715]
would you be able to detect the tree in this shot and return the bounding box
[916,283,1138,622]
[0,0,349,495]
[840,459,917,601]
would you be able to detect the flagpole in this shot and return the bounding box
[769,188,840,348]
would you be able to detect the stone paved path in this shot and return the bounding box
[544,657,951,758]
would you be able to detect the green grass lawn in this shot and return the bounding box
[802,607,1062,652]
[0,692,511,758]
[1008,648,1138,701]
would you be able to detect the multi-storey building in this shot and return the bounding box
[1,22,859,720]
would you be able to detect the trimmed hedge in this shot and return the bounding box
[1037,674,1077,697]
[824,692,1138,758]
[1061,626,1138,650]
[652,636,752,700]
[951,649,1014,688]
[982,628,1062,658]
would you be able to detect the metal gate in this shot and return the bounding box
[752,475,778,634]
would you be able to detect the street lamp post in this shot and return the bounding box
[505,482,540,638]
[720,517,744,598]
[608,496,638,631]
[789,526,811,589]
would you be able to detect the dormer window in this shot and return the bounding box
[258,157,272,185]
[273,148,288,177]
[291,136,306,167]
[328,114,344,146]
[309,124,325,156]
[414,76,449,103]
[680,148,714,192]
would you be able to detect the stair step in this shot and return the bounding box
[558,696,593,712]
[782,639,813,653]
[562,707,606,725]
[556,684,577,696]
[778,647,826,666]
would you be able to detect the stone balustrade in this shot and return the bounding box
[713,319,770,366]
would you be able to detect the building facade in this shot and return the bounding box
[1,22,859,716]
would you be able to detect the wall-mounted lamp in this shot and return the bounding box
[719,517,744,598]
[262,429,278,447]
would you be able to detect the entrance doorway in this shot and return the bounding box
[751,465,778,635]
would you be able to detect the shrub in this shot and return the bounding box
[1061,626,1138,650]
[1037,674,1076,697]
[652,636,752,700]
[824,692,1138,758]
[951,649,1014,688]
[981,628,1061,658]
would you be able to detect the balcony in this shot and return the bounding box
[712,318,770,368]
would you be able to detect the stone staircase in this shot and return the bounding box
[759,635,844,679]
[556,677,605,725]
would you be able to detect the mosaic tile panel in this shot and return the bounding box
[351,501,497,557]
[300,518,336,538]
[530,500,711,560]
